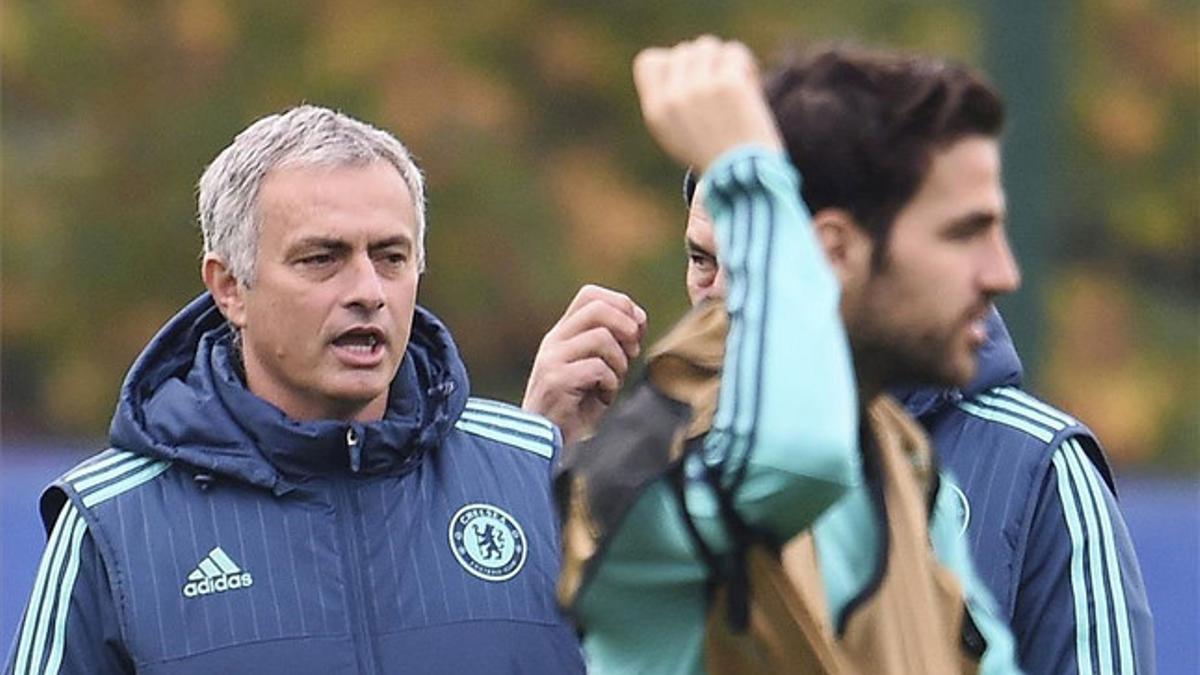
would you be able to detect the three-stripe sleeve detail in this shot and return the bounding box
[455,399,555,460]
[11,503,89,675]
[62,450,171,508]
[12,451,171,674]
[957,386,1073,443]
[703,157,774,488]
[1054,439,1136,675]
[964,387,1134,674]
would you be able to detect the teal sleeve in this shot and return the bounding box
[578,146,860,674]
[930,473,1025,675]
[688,145,860,544]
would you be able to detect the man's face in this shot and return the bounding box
[843,135,1021,388]
[232,161,420,421]
[684,189,725,305]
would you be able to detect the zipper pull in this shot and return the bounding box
[347,426,362,473]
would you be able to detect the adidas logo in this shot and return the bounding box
[182,546,254,599]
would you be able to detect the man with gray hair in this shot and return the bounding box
[6,105,585,674]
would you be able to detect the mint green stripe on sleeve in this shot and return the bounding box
[1052,450,1096,675]
[959,401,1055,443]
[12,505,76,675]
[63,450,135,483]
[455,421,553,459]
[81,461,171,507]
[14,504,83,675]
[1069,438,1135,675]
[994,387,1078,426]
[42,513,89,675]
[464,399,555,432]
[459,410,555,442]
[974,392,1067,431]
[72,455,154,491]
[1063,444,1116,675]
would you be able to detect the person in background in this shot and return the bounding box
[894,306,1154,674]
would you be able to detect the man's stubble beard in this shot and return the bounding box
[850,320,976,394]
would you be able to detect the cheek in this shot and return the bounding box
[246,290,328,348]
[391,275,419,307]
[685,270,712,303]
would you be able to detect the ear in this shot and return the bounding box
[812,208,873,289]
[202,254,248,328]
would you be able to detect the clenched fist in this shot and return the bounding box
[632,36,783,172]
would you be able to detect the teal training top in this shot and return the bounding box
[578,146,859,674]
[577,146,1022,675]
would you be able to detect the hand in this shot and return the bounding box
[632,35,783,172]
[522,285,647,445]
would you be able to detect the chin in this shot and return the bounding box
[323,379,390,406]
[911,349,976,390]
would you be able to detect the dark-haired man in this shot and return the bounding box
[528,38,1024,673]
[672,46,1153,675]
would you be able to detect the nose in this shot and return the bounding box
[982,232,1022,296]
[344,253,386,312]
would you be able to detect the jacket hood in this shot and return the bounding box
[109,293,470,492]
[894,306,1024,420]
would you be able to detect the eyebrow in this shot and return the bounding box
[944,210,1004,233]
[685,237,716,257]
[367,236,413,253]
[286,235,413,256]
[286,237,348,257]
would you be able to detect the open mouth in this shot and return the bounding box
[332,327,386,358]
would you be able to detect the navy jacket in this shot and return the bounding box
[899,308,1154,675]
[5,294,584,675]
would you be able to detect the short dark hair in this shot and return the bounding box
[765,44,1004,261]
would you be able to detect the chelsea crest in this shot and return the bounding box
[449,503,528,582]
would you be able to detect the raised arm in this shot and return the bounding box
[634,36,859,541]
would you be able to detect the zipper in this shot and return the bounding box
[347,426,363,473]
[332,473,380,672]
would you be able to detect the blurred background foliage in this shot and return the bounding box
[2,0,1196,470]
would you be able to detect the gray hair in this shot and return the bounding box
[198,105,427,285]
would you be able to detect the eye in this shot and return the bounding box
[689,252,716,271]
[376,250,408,266]
[298,253,335,266]
[372,249,410,275]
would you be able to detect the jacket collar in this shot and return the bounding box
[109,293,469,491]
[893,306,1023,420]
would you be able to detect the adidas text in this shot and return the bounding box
[183,572,253,598]
[182,546,253,599]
